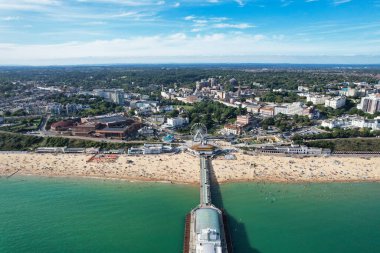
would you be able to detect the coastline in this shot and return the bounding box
[7,173,380,186]
[5,173,199,186]
[1,152,380,184]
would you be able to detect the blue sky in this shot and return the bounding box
[0,0,379,65]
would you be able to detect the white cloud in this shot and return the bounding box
[191,28,202,32]
[76,0,165,6]
[83,21,107,25]
[281,0,294,7]
[1,16,21,21]
[48,11,153,21]
[0,33,264,65]
[210,17,228,22]
[0,0,60,10]
[168,33,187,40]
[2,32,377,65]
[193,19,208,24]
[173,2,180,7]
[184,15,196,20]
[333,0,352,5]
[214,23,254,29]
[185,16,247,31]
[192,19,208,27]
[234,0,245,7]
[185,16,228,23]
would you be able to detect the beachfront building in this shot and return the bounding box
[142,144,163,154]
[127,144,173,155]
[127,147,144,155]
[257,145,331,155]
[35,147,95,154]
[35,147,66,153]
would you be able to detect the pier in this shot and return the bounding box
[183,155,231,253]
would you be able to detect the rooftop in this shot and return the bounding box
[95,116,127,123]
[195,208,221,235]
[96,127,127,133]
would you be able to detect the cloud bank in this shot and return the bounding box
[1,33,379,65]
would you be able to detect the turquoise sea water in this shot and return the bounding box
[0,177,379,253]
[220,183,380,253]
[0,177,198,253]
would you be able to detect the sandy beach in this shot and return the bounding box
[1,152,380,184]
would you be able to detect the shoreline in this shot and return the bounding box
[3,173,380,185]
[2,173,199,185]
[1,152,380,185]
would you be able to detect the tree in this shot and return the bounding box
[167,110,179,118]
[128,109,136,116]
[306,101,313,107]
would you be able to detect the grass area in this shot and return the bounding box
[0,118,42,133]
[181,105,194,111]
[0,132,136,151]
[306,138,380,152]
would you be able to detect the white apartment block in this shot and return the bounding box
[357,94,380,114]
[339,87,358,97]
[166,117,189,128]
[321,116,380,130]
[298,86,309,92]
[273,102,312,117]
[223,124,242,135]
[245,104,262,114]
[324,96,346,109]
[93,89,125,105]
[306,95,329,105]
[236,115,252,126]
[286,102,308,116]
[160,91,172,99]
[274,106,288,115]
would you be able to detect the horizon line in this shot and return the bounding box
[1,62,380,68]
